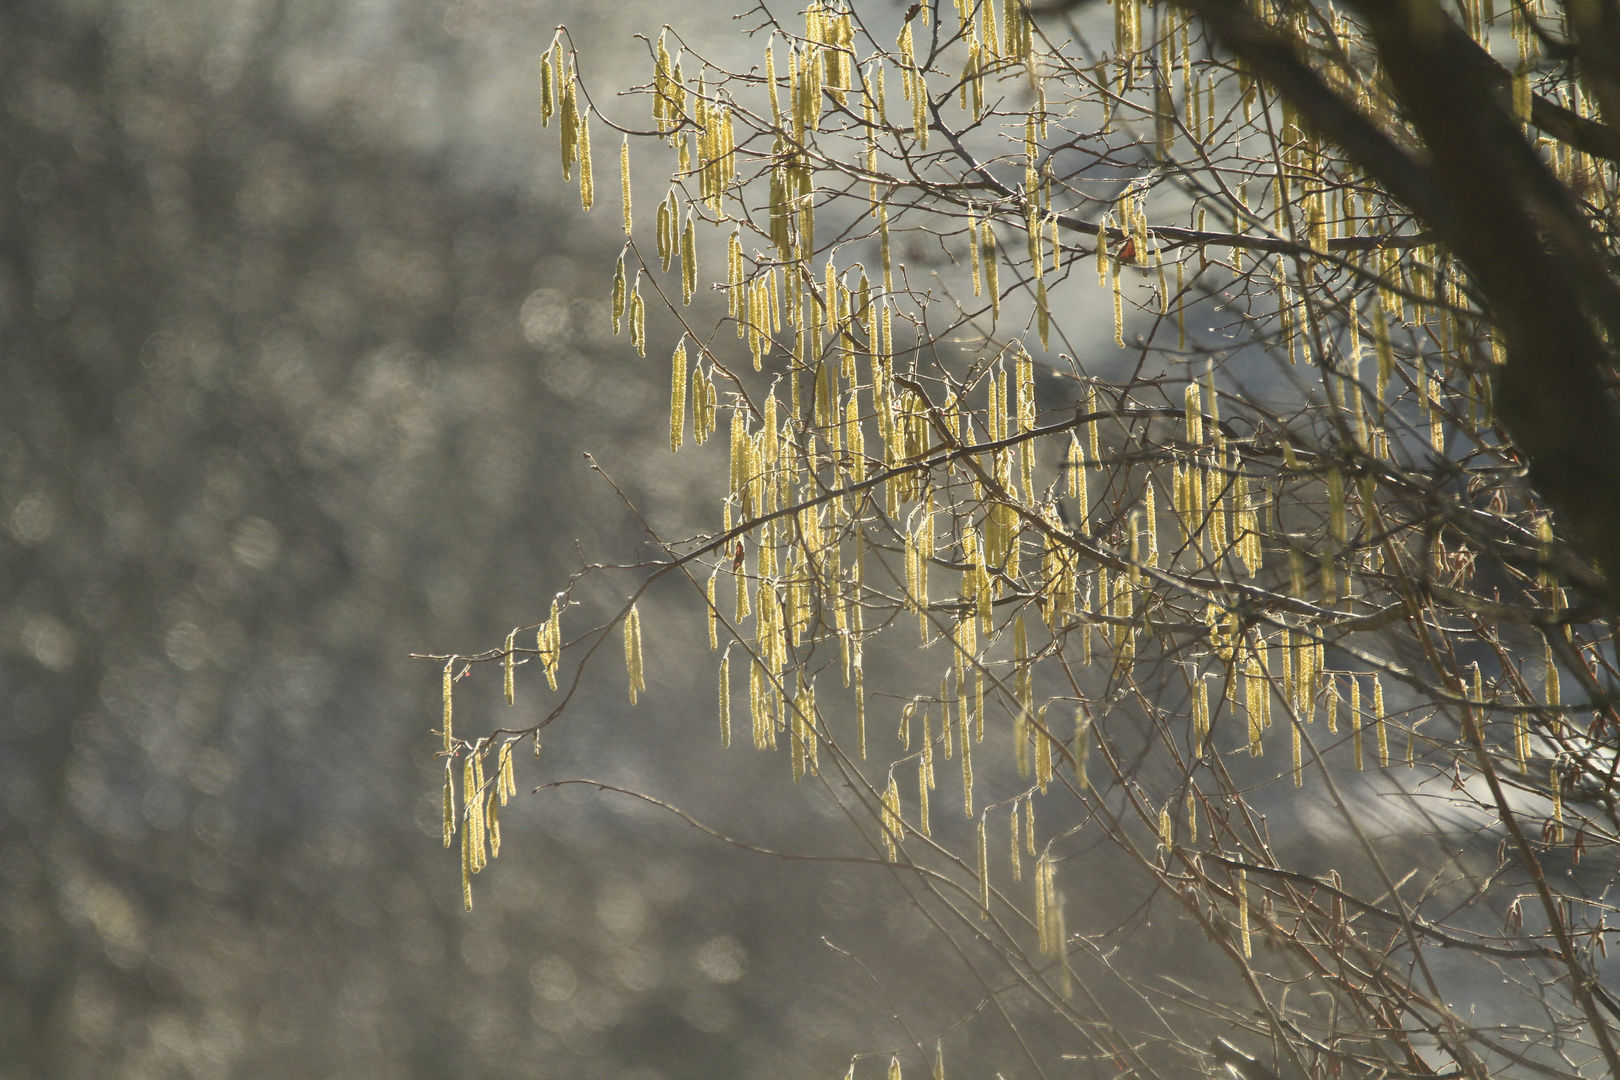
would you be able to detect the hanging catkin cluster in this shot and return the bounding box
[425,9,1615,1070]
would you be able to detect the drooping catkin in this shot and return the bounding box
[681,213,697,305]
[486,786,501,859]
[1237,869,1251,957]
[917,757,931,837]
[1010,803,1022,881]
[1351,677,1363,769]
[1035,704,1052,794]
[961,700,975,816]
[442,762,455,848]
[499,740,515,802]
[460,795,474,909]
[577,106,594,211]
[982,221,1000,320]
[670,338,688,451]
[629,277,646,357]
[1373,674,1388,767]
[1035,853,1050,953]
[1292,715,1303,787]
[611,255,626,334]
[624,602,645,705]
[881,773,902,861]
[855,659,867,759]
[620,137,632,235]
[442,659,456,752]
[719,650,732,748]
[503,630,516,705]
[977,815,990,915]
[540,600,562,689]
[1072,706,1090,790]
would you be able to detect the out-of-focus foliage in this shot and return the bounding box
[0,3,939,1078]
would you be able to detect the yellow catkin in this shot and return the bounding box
[577,106,594,211]
[486,788,501,859]
[1238,869,1251,957]
[1292,715,1303,787]
[460,805,474,909]
[1551,762,1564,842]
[503,631,516,705]
[1111,254,1124,347]
[882,774,902,861]
[918,756,932,837]
[1351,678,1363,769]
[442,763,455,848]
[977,816,990,915]
[495,744,515,803]
[470,750,486,870]
[1072,706,1090,790]
[559,60,578,180]
[681,214,697,305]
[856,660,867,759]
[719,651,732,747]
[890,1056,903,1080]
[624,602,645,705]
[1193,677,1209,749]
[1035,855,1049,953]
[1035,705,1052,794]
[983,221,1000,320]
[1374,675,1388,767]
[1186,790,1198,843]
[969,207,982,296]
[540,602,561,689]
[611,256,626,334]
[1010,804,1022,881]
[670,338,688,451]
[1159,801,1173,850]
[620,137,632,235]
[1086,385,1101,463]
[961,701,975,815]
[629,279,646,357]
[1546,641,1561,709]
[442,659,455,751]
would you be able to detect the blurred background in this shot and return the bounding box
[0,1,980,1077]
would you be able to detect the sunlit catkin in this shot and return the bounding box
[1373,675,1388,767]
[982,221,1000,320]
[629,277,646,357]
[977,816,990,915]
[503,630,516,705]
[961,702,975,816]
[485,786,501,859]
[1009,804,1022,881]
[442,762,455,848]
[1034,705,1052,795]
[499,740,515,802]
[719,650,732,748]
[442,659,455,751]
[624,602,645,705]
[577,107,594,211]
[1237,869,1251,957]
[681,213,697,305]
[611,255,626,334]
[670,338,688,451]
[620,137,632,235]
[882,774,902,861]
[917,755,931,837]
[1351,677,1363,769]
